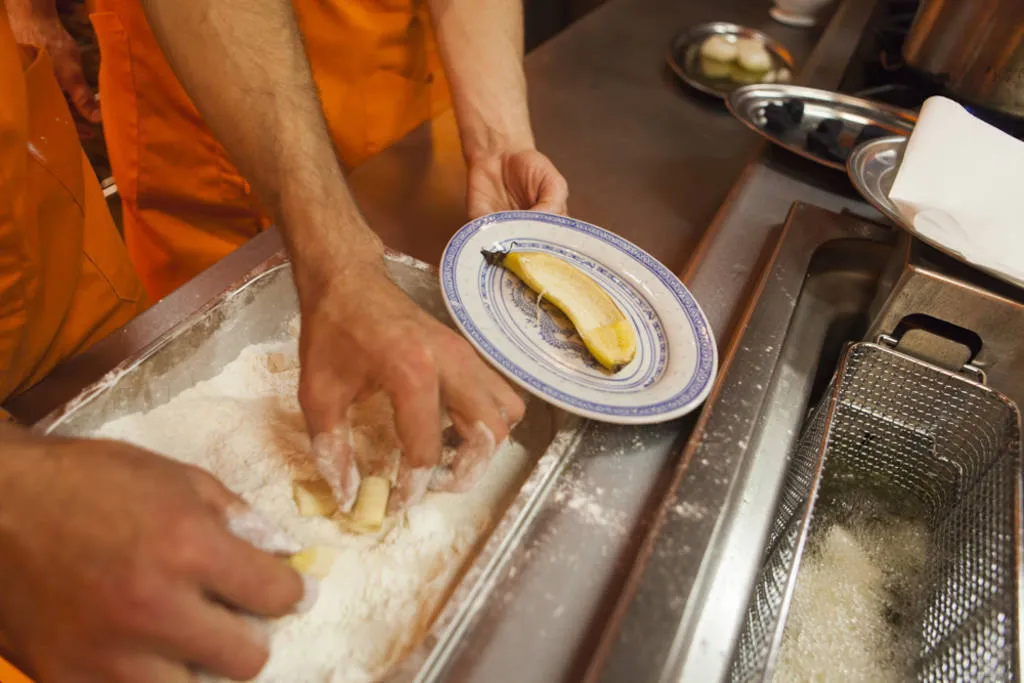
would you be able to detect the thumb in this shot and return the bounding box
[185,466,302,556]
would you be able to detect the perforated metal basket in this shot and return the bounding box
[729,341,1023,683]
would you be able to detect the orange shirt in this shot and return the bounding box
[0,0,145,404]
[91,0,452,300]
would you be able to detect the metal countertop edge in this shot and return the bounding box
[582,0,883,680]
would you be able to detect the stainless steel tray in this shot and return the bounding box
[35,252,587,682]
[727,84,916,170]
[846,134,906,228]
[667,22,795,99]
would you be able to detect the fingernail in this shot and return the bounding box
[312,427,360,513]
[226,506,301,555]
[246,615,271,649]
[451,422,498,492]
[391,467,432,513]
[293,575,320,614]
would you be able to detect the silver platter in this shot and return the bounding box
[667,22,795,99]
[846,135,907,228]
[847,135,1024,291]
[727,83,916,170]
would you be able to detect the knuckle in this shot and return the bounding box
[507,395,527,423]
[387,345,436,390]
[161,515,211,575]
[114,565,166,632]
[298,374,333,418]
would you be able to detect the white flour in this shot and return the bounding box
[95,340,531,682]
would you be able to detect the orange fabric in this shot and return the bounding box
[0,2,146,407]
[91,0,452,300]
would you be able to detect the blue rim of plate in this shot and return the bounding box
[440,211,718,423]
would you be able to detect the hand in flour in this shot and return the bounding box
[0,428,305,682]
[296,263,526,511]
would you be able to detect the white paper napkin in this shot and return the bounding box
[888,96,1024,284]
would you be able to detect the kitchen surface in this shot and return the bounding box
[10,0,1024,680]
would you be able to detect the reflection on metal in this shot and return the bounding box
[101,177,118,198]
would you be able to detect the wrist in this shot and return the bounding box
[287,224,387,307]
[462,125,535,165]
[276,184,387,303]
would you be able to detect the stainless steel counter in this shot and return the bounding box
[8,0,884,680]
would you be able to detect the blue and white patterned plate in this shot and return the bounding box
[440,211,718,424]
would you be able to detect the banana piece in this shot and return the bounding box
[483,249,637,372]
[293,479,338,517]
[288,546,340,579]
[339,475,391,534]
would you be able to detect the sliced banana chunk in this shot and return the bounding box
[288,546,340,579]
[340,475,391,534]
[700,34,738,63]
[736,38,773,73]
[293,479,338,517]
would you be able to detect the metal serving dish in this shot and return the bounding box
[846,134,907,229]
[848,135,1024,292]
[35,252,586,682]
[667,22,794,99]
[727,84,916,170]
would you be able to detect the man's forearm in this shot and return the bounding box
[137,0,383,292]
[5,0,57,24]
[428,0,534,162]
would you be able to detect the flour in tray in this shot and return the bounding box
[94,339,531,682]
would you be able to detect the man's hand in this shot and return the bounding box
[428,0,569,218]
[467,148,569,218]
[298,262,525,511]
[0,428,305,682]
[6,0,101,123]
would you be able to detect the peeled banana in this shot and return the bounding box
[483,248,637,372]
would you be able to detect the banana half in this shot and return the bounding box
[484,248,637,372]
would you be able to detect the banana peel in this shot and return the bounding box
[483,248,637,372]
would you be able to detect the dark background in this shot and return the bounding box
[526,0,609,52]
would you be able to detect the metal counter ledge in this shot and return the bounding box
[8,0,878,680]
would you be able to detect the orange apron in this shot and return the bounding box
[90,0,452,300]
[0,2,145,679]
[0,2,145,406]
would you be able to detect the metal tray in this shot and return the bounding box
[848,135,1024,291]
[727,84,916,170]
[667,22,795,99]
[34,253,587,682]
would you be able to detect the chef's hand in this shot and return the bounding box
[297,260,525,512]
[0,427,305,683]
[466,148,569,218]
[5,0,101,123]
